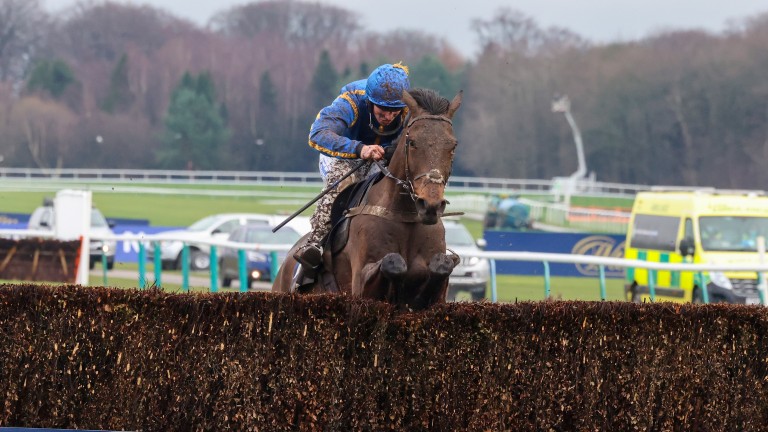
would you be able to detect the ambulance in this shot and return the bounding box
[624,188,768,304]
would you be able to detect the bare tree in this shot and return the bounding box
[52,1,194,63]
[9,96,75,169]
[69,111,157,168]
[356,30,462,66]
[210,0,361,50]
[471,8,587,57]
[0,0,47,83]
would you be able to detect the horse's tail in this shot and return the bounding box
[271,253,296,293]
[271,234,306,293]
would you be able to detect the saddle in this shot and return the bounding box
[326,171,383,255]
[294,172,383,294]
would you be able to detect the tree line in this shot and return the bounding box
[1,1,768,189]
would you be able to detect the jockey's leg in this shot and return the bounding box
[294,158,370,278]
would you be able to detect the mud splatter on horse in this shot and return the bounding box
[273,88,462,310]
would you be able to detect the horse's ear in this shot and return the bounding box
[447,90,463,118]
[402,90,419,114]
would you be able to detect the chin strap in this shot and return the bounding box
[368,101,405,136]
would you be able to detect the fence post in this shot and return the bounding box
[270,251,279,282]
[138,242,146,288]
[152,241,161,288]
[238,249,248,292]
[490,259,497,303]
[698,272,709,304]
[101,250,108,286]
[599,264,606,301]
[543,261,551,299]
[210,246,218,293]
[181,245,190,292]
[758,237,767,305]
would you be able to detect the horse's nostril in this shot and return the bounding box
[416,197,427,211]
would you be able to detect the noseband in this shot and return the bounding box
[376,114,453,204]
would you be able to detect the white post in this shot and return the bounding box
[54,189,92,285]
[758,236,767,305]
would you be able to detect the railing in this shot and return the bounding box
[3,229,768,306]
[0,167,653,198]
[521,198,631,234]
[133,233,293,293]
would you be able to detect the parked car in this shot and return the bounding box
[149,213,308,271]
[28,198,117,270]
[219,224,302,288]
[444,220,490,301]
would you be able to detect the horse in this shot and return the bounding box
[273,88,463,310]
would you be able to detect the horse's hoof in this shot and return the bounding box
[381,253,407,279]
[429,253,454,277]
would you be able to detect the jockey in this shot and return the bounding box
[294,62,411,281]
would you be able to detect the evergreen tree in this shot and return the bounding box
[259,71,278,109]
[410,55,461,98]
[158,71,230,169]
[310,50,339,111]
[250,70,279,169]
[359,62,370,78]
[102,54,134,113]
[26,59,76,99]
[195,71,216,103]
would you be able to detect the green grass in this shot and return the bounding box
[43,262,627,302]
[0,188,490,235]
[4,258,627,301]
[0,185,634,229]
[528,194,634,210]
[491,275,625,302]
[0,190,314,226]
[2,183,630,299]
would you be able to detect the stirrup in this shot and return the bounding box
[294,244,322,276]
[292,265,317,292]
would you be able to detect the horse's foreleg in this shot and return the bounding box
[413,253,457,308]
[359,253,407,302]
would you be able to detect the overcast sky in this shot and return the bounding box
[45,0,768,56]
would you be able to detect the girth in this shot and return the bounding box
[346,204,420,223]
[346,205,465,223]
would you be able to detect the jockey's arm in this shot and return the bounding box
[308,96,367,159]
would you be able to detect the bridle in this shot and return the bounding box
[375,113,454,203]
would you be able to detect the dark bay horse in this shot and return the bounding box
[273,88,462,310]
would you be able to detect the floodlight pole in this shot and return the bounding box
[552,95,587,209]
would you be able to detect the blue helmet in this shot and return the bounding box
[365,62,411,109]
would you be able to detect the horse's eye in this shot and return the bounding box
[407,138,416,148]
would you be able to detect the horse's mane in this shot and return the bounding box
[408,88,449,115]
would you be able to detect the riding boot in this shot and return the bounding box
[294,243,322,279]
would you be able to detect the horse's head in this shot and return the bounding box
[392,88,462,225]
